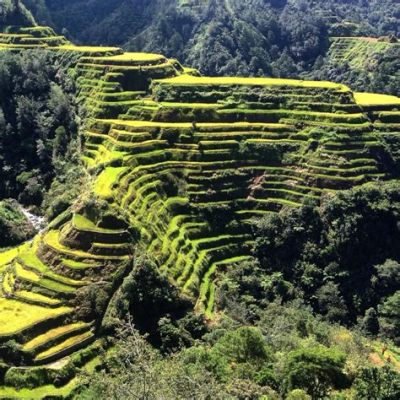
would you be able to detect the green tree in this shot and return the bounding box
[379,291,400,344]
[353,367,400,400]
[286,389,311,400]
[374,259,400,295]
[283,346,348,399]
[80,319,227,400]
[361,308,380,336]
[213,326,271,366]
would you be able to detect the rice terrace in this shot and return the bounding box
[0,0,400,399]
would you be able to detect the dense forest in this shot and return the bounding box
[0,49,85,244]
[24,0,400,96]
[0,0,34,30]
[0,51,78,203]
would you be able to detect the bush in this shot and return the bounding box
[283,346,348,399]
[353,367,400,400]
[379,291,400,344]
[0,199,35,247]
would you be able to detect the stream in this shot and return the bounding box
[20,206,46,233]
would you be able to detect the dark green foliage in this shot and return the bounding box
[24,0,399,83]
[42,153,87,220]
[212,326,271,366]
[84,293,400,399]
[79,320,227,400]
[163,325,273,385]
[0,50,79,206]
[374,259,400,297]
[361,308,380,337]
[283,346,348,399]
[110,255,204,351]
[253,182,400,326]
[379,291,400,344]
[0,198,34,247]
[75,282,113,322]
[217,260,297,322]
[0,0,35,30]
[353,366,400,400]
[380,133,400,177]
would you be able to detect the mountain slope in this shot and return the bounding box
[0,0,35,30]
[310,36,400,96]
[23,0,400,79]
[0,22,400,398]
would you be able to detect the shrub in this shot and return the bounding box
[353,366,400,400]
[379,291,400,344]
[0,199,35,247]
[282,346,348,399]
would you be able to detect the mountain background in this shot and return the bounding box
[0,0,35,29]
[23,1,398,71]
[22,0,400,96]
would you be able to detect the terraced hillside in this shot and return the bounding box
[1,25,400,398]
[328,36,399,70]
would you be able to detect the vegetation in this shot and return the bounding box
[79,313,399,400]
[0,50,80,210]
[248,183,400,329]
[0,3,399,399]
[310,39,400,97]
[25,0,400,91]
[0,199,34,247]
[0,0,34,30]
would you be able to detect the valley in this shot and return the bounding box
[0,23,399,398]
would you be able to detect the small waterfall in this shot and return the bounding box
[20,207,46,233]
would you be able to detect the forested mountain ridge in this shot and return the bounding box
[23,0,400,97]
[0,0,35,30]
[24,2,399,69]
[0,2,399,399]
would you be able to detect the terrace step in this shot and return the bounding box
[197,255,254,316]
[90,242,133,256]
[12,263,76,298]
[61,259,101,270]
[23,322,92,354]
[12,291,63,308]
[182,240,254,294]
[34,330,95,364]
[42,230,131,262]
[2,272,14,295]
[0,297,73,341]
[18,251,87,287]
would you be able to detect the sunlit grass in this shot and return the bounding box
[84,52,165,63]
[0,244,28,271]
[354,92,400,106]
[155,74,350,90]
[35,330,93,361]
[23,322,89,351]
[53,44,120,53]
[0,298,72,337]
[0,379,77,399]
[94,167,127,198]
